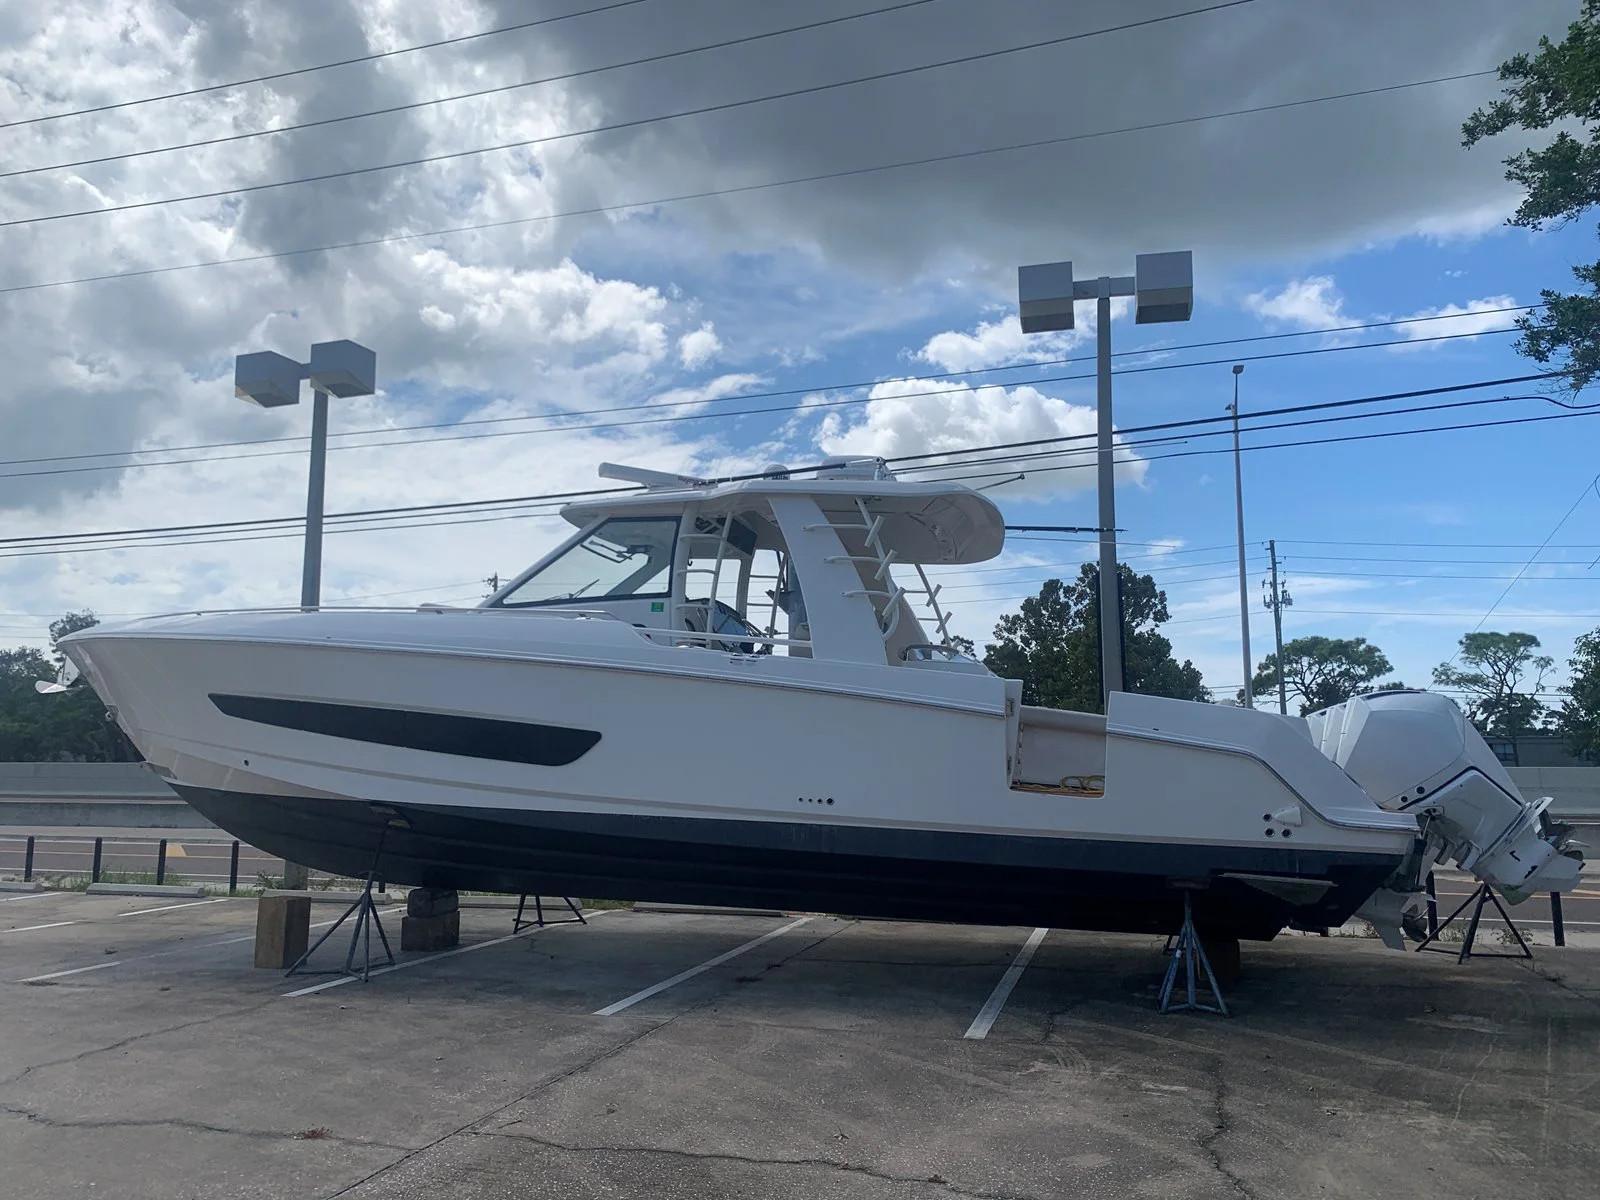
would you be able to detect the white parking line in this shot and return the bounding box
[963,927,1049,1041]
[4,921,77,935]
[283,907,615,998]
[117,898,233,917]
[593,915,814,1016]
[15,907,405,983]
[0,891,63,903]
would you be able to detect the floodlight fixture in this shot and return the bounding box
[1134,251,1194,324]
[1017,261,1077,333]
[234,350,305,408]
[308,339,377,399]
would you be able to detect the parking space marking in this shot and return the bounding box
[963,927,1049,1041]
[283,907,614,998]
[117,898,234,917]
[0,892,63,903]
[15,907,404,983]
[4,921,77,935]
[593,915,815,1016]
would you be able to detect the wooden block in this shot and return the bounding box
[254,896,311,968]
[406,887,459,918]
[401,910,460,952]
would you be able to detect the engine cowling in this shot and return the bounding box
[1306,690,1583,903]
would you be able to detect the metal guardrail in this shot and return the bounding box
[0,833,366,893]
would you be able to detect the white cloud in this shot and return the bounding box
[814,379,1147,500]
[1390,294,1519,350]
[677,323,722,369]
[915,300,1128,374]
[1243,276,1347,329]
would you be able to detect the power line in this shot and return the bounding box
[925,405,1600,486]
[0,0,657,131]
[1279,538,1600,549]
[0,66,1504,295]
[1286,570,1600,582]
[0,333,1541,484]
[1289,609,1600,620]
[1,3,937,182]
[0,2,1260,231]
[1276,552,1600,564]
[5,405,1590,562]
[1455,472,1600,646]
[0,373,1576,555]
[0,309,1543,472]
[895,391,1550,477]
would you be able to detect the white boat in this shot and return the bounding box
[57,458,1583,943]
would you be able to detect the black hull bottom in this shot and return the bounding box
[173,786,1400,940]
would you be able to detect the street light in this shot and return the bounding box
[234,339,377,610]
[234,339,374,895]
[1016,251,1194,703]
[1228,364,1252,707]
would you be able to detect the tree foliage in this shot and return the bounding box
[1556,629,1600,760]
[1432,631,1553,740]
[0,612,139,762]
[1248,635,1399,715]
[1463,2,1600,387]
[982,564,1208,713]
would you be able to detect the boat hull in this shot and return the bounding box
[176,784,1398,939]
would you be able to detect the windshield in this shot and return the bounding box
[496,517,678,607]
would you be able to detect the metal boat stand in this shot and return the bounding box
[285,821,400,983]
[1158,889,1229,1016]
[1414,881,1532,963]
[513,894,587,933]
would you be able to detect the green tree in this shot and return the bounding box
[982,564,1208,713]
[1249,635,1401,715]
[48,610,100,663]
[0,647,59,759]
[1432,631,1553,740]
[0,612,139,762]
[1556,629,1600,760]
[1463,4,1600,387]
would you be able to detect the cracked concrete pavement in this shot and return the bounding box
[1,892,1597,1199]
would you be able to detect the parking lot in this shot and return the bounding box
[1,888,1597,1199]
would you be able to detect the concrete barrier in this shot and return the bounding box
[85,882,206,898]
[1508,766,1600,821]
[0,762,216,829]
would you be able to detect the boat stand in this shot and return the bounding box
[1158,891,1229,1016]
[513,893,586,933]
[1414,881,1532,963]
[285,826,396,983]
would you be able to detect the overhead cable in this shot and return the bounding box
[0,2,1261,230]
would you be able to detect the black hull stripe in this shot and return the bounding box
[174,786,1401,940]
[207,694,600,766]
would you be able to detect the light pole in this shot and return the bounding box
[1018,251,1194,704]
[233,340,377,610]
[233,340,376,892]
[1228,364,1252,707]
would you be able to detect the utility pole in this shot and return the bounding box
[1228,365,1251,707]
[1263,540,1292,715]
[484,573,501,597]
[235,340,376,893]
[1018,251,1194,708]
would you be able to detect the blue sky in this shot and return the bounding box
[0,0,1593,712]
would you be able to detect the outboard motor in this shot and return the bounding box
[1307,691,1584,942]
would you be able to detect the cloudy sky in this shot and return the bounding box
[0,0,1595,704]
